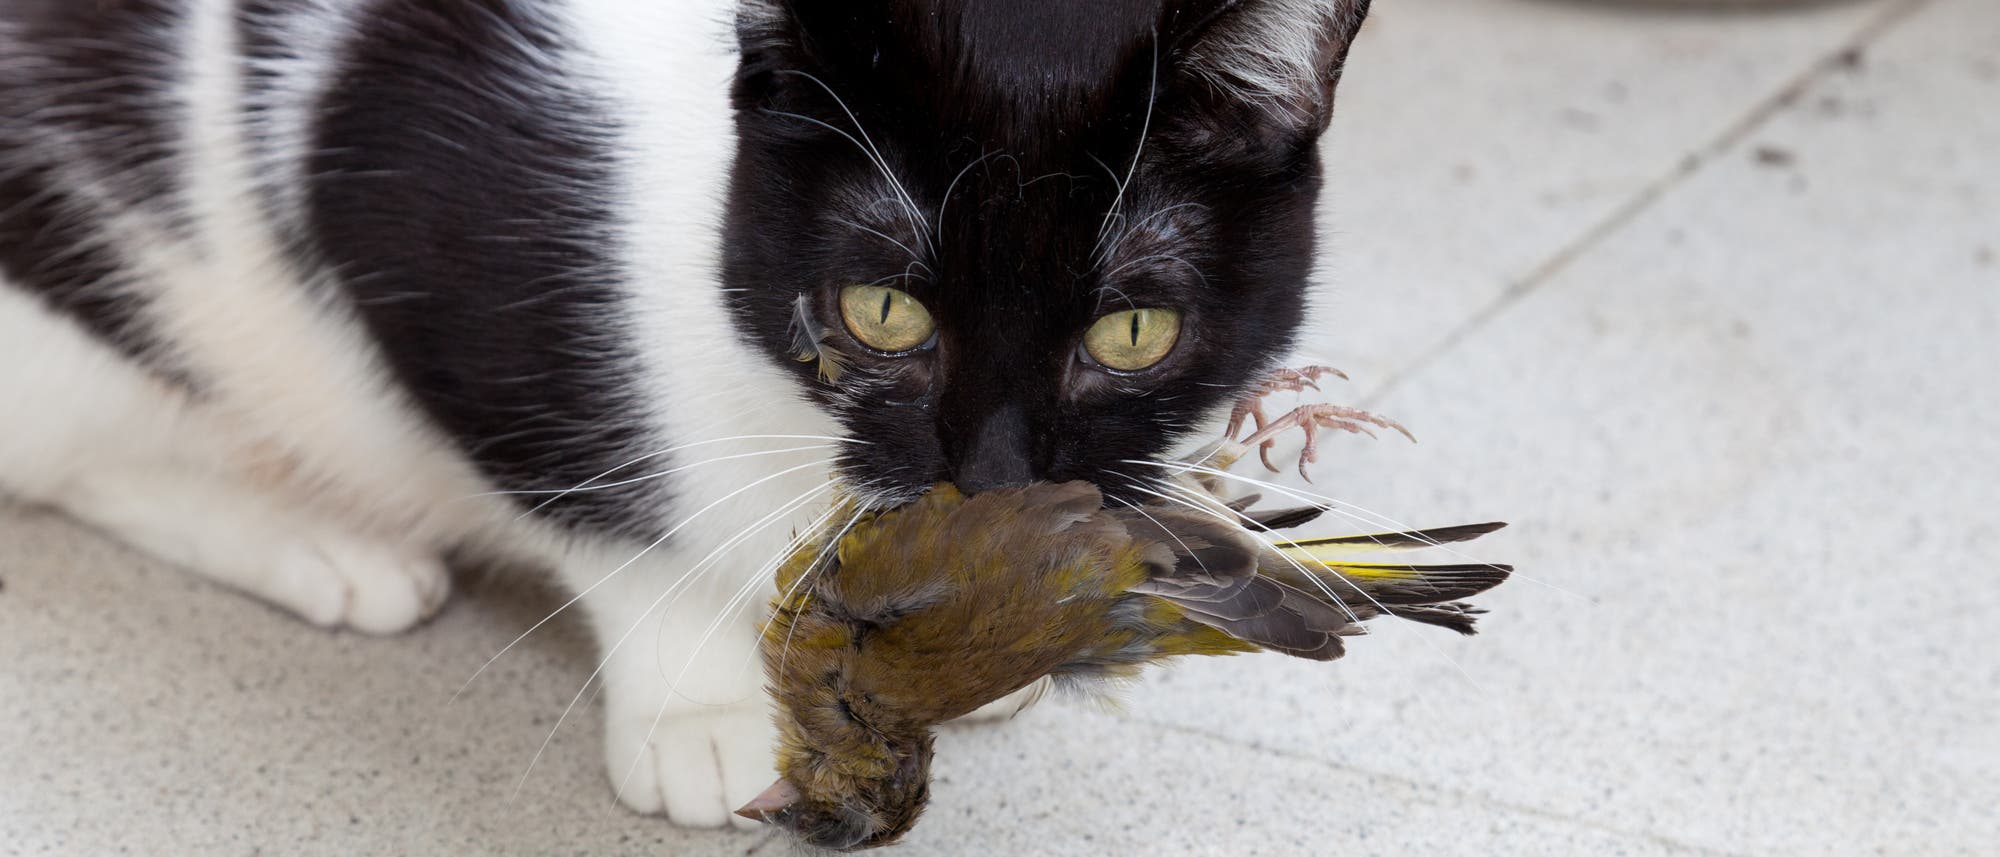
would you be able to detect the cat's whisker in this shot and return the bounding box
[831,217,931,274]
[1103,252,1209,287]
[937,149,996,230]
[770,500,871,694]
[666,554,790,703]
[1126,473,1485,691]
[490,444,832,502]
[763,106,924,244]
[1093,37,1159,254]
[1130,459,1568,597]
[1115,475,1365,628]
[458,429,853,508]
[864,271,928,288]
[521,476,835,798]
[462,458,834,706]
[767,69,932,254]
[612,492,863,801]
[749,481,893,695]
[1130,458,1482,554]
[1120,201,1210,241]
[1092,284,1142,316]
[1109,494,1211,576]
[686,491,864,701]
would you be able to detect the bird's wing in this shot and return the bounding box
[1115,507,1363,661]
[1240,504,1327,531]
[1264,540,1512,636]
[1271,521,1507,553]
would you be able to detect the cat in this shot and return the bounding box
[0,0,1369,829]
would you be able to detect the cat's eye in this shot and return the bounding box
[1083,308,1182,372]
[839,285,936,354]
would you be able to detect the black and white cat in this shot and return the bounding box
[0,0,1368,828]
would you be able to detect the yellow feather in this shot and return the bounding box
[1276,543,1426,579]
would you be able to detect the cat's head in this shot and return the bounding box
[722,0,1371,507]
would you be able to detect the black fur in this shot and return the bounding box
[722,0,1369,506]
[305,0,655,535]
[0,164,175,371]
[237,0,318,255]
[3,0,1370,539]
[0,0,187,371]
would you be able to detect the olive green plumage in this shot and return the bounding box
[744,481,1510,850]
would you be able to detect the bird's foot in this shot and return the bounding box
[1235,403,1416,481]
[1224,365,1351,444]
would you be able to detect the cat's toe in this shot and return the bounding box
[274,535,450,635]
[606,704,776,830]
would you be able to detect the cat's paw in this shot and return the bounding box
[605,702,777,829]
[268,534,450,635]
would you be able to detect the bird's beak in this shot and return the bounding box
[734,779,802,823]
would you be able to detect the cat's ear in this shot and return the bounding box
[732,0,803,109]
[1162,0,1372,151]
[729,1,880,116]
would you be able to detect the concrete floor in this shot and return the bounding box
[4,0,1995,854]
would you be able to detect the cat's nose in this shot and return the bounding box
[952,403,1035,494]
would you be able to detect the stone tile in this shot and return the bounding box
[1307,0,1898,388]
[906,708,1718,856]
[1122,1,2000,854]
[6,1,1990,855]
[0,507,1711,856]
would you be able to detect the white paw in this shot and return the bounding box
[605,702,778,830]
[267,534,450,635]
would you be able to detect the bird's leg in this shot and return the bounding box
[1236,404,1417,481]
[1225,365,1353,472]
[1225,365,1349,438]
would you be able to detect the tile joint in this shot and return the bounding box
[1361,0,1937,409]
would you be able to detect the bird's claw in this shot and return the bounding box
[1230,396,1415,482]
[1224,365,1351,440]
[1223,366,1411,480]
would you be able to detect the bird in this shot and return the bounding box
[737,479,1511,850]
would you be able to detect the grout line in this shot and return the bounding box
[1359,0,1936,409]
[1104,707,1749,857]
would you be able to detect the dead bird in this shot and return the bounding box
[740,481,1509,849]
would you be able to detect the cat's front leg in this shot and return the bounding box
[566,542,779,830]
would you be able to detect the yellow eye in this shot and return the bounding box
[1083,308,1182,372]
[839,285,936,353]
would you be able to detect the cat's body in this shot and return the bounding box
[0,0,1367,829]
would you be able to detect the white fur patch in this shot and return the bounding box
[240,0,368,235]
[1186,0,1369,121]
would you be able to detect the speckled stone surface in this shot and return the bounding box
[4,0,1994,855]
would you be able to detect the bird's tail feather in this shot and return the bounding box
[1120,507,1513,659]
[1272,521,1508,553]
[1255,523,1512,641]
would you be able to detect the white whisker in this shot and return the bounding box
[1093,35,1160,255]
[497,444,831,501]
[1117,476,1364,627]
[612,492,858,798]
[767,70,932,254]
[464,458,833,706]
[937,149,996,230]
[520,476,834,796]
[831,217,931,273]
[1129,474,1484,691]
[770,502,871,688]
[462,430,856,505]
[1130,459,1567,596]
